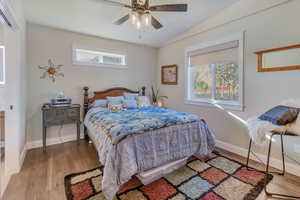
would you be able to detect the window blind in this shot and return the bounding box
[190,41,239,66]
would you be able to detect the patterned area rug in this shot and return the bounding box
[65,153,273,200]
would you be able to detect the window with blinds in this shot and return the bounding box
[185,33,244,110]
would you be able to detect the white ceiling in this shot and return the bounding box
[24,0,239,47]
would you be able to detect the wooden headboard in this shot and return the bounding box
[83,86,146,139]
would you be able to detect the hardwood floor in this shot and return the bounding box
[3,141,300,200]
[3,141,99,200]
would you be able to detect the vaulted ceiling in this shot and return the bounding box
[24,0,239,47]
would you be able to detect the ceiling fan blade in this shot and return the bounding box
[97,0,131,8]
[114,14,130,25]
[149,4,188,12]
[151,16,163,29]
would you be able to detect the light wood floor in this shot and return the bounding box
[3,140,300,200]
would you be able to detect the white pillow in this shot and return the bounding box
[281,99,300,136]
[123,92,138,100]
[137,96,151,108]
[106,96,124,104]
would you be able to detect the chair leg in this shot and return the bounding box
[280,134,286,176]
[265,133,285,175]
[246,139,252,169]
[264,133,300,199]
[265,133,273,173]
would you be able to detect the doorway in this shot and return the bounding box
[0,23,5,196]
[0,111,4,196]
[0,23,4,196]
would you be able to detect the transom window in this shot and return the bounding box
[73,48,127,68]
[185,33,244,111]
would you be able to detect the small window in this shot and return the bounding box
[73,48,127,68]
[185,33,244,111]
[0,46,5,85]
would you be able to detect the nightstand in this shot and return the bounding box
[42,104,81,151]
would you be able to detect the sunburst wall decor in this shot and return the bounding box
[38,59,64,82]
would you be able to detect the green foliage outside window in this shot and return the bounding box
[192,62,239,101]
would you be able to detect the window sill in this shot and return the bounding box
[185,99,244,111]
[73,61,128,69]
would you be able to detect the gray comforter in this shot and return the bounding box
[84,107,215,200]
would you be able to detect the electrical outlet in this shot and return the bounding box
[294,144,300,153]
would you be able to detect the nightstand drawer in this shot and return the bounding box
[44,109,65,124]
[66,108,80,119]
[43,106,80,126]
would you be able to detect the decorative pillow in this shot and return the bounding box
[107,96,124,104]
[258,105,299,125]
[281,99,300,136]
[137,96,151,108]
[286,115,300,136]
[123,99,138,109]
[123,92,138,100]
[108,103,123,112]
[90,99,108,108]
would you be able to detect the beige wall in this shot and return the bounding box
[26,23,157,142]
[158,0,300,167]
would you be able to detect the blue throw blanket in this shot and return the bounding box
[88,106,199,144]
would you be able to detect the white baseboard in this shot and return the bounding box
[216,140,300,177]
[18,145,27,172]
[26,134,84,150]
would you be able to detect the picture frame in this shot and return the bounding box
[256,44,300,72]
[161,65,178,85]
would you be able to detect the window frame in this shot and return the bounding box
[184,32,244,111]
[0,45,5,86]
[72,46,128,69]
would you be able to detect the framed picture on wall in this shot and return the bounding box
[161,65,178,85]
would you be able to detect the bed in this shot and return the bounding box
[82,86,215,200]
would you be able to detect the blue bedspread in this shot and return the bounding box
[88,106,199,144]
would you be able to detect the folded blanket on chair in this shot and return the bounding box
[246,117,286,145]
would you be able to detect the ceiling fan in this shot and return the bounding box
[97,0,188,29]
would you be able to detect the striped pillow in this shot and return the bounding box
[259,105,299,125]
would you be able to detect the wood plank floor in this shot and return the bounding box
[3,140,300,200]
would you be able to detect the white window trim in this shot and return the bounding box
[184,32,245,111]
[0,45,5,86]
[72,45,128,69]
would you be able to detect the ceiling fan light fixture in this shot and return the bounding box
[136,20,141,29]
[143,12,151,26]
[131,11,138,25]
[105,0,187,30]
